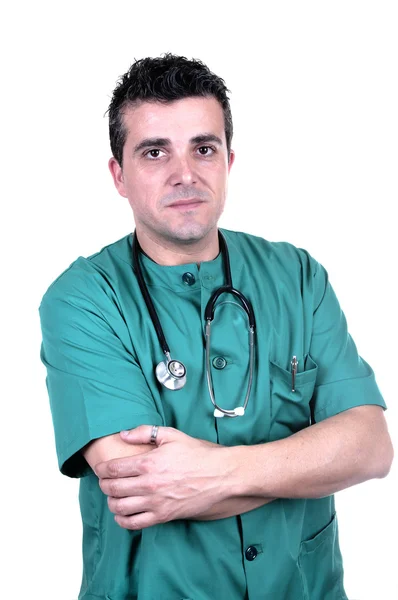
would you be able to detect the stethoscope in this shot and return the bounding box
[132,230,255,418]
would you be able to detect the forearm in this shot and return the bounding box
[96,409,392,529]
[192,496,276,521]
[83,433,155,475]
[228,406,392,500]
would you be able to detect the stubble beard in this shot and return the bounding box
[140,207,223,246]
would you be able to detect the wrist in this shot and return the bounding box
[221,444,262,499]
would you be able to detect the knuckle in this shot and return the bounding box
[108,461,120,477]
[156,512,166,524]
[125,517,138,530]
[108,481,120,497]
[146,480,154,494]
[146,478,158,494]
[141,457,154,475]
[157,508,170,524]
[112,498,124,515]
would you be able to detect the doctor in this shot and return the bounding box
[39,53,393,600]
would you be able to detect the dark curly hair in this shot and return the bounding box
[107,53,233,167]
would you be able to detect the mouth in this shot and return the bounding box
[167,198,205,210]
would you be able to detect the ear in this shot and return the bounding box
[108,157,128,198]
[227,149,235,173]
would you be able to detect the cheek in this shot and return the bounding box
[213,171,229,195]
[126,169,159,196]
[128,175,163,214]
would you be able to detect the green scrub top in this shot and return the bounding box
[39,228,386,600]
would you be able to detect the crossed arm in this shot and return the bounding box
[82,405,393,530]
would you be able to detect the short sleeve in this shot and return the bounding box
[309,259,387,422]
[39,264,162,478]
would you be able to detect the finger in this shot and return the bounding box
[114,511,160,530]
[120,424,175,446]
[95,454,146,479]
[108,495,148,516]
[99,474,153,497]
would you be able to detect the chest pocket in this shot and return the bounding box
[269,355,318,441]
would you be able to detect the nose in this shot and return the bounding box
[168,154,198,187]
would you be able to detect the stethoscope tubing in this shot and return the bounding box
[132,229,256,416]
[132,232,171,356]
[205,320,255,417]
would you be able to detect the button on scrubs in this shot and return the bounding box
[39,229,387,600]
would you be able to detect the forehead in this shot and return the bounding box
[122,96,225,143]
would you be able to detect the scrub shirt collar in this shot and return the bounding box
[127,228,244,291]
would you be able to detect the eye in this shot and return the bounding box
[144,149,165,159]
[197,146,215,156]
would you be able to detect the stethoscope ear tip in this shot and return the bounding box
[214,408,225,418]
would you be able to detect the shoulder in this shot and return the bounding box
[221,228,322,278]
[222,228,329,314]
[39,233,132,312]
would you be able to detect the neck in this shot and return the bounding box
[134,227,220,266]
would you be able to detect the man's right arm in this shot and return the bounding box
[82,433,155,476]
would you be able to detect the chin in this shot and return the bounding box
[164,222,215,244]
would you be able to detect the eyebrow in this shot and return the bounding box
[191,134,223,146]
[133,133,223,155]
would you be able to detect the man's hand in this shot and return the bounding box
[95,426,275,529]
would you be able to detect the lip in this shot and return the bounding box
[168,198,205,209]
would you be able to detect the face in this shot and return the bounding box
[109,96,235,246]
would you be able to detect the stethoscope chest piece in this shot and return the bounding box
[156,354,187,390]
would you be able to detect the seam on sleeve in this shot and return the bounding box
[313,262,329,315]
[315,397,387,421]
[61,412,163,457]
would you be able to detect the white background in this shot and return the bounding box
[1,1,397,599]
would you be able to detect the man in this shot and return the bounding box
[39,54,393,600]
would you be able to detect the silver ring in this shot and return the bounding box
[150,425,159,445]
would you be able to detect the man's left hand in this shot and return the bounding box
[95,426,236,530]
